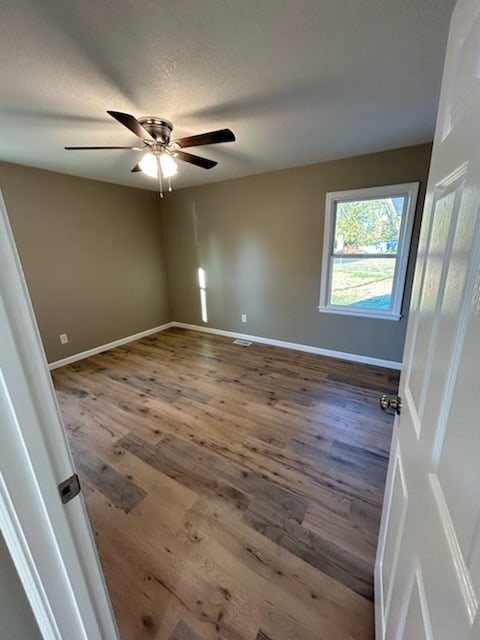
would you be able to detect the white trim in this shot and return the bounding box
[0,472,60,640]
[429,473,478,624]
[173,322,402,370]
[396,558,434,640]
[374,436,402,640]
[384,452,409,623]
[317,306,402,321]
[319,182,419,320]
[48,322,176,370]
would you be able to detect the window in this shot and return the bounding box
[319,182,419,320]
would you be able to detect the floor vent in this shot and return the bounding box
[233,339,252,347]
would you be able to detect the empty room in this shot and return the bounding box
[2,1,480,640]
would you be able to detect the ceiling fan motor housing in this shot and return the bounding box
[138,117,173,145]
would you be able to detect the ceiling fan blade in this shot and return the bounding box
[131,163,142,173]
[174,150,218,169]
[65,145,140,150]
[107,110,156,143]
[173,128,235,148]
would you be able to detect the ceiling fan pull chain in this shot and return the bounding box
[156,155,164,198]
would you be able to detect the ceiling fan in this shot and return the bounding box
[65,110,235,196]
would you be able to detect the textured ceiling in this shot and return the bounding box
[0,0,455,191]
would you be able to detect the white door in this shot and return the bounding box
[375,1,480,638]
[0,190,119,639]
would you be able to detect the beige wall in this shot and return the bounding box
[0,162,171,363]
[0,144,431,366]
[161,144,432,363]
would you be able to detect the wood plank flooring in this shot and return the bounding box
[52,328,398,640]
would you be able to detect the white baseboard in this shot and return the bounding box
[48,320,401,371]
[48,322,176,370]
[173,322,402,370]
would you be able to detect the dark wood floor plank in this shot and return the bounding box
[288,437,387,493]
[326,371,399,394]
[118,432,251,516]
[302,500,377,566]
[243,507,374,600]
[69,439,146,512]
[330,440,389,488]
[119,432,308,526]
[157,434,309,525]
[96,352,213,406]
[274,399,393,458]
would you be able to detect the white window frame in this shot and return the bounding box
[318,182,419,321]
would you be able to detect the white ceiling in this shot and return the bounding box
[0,0,455,191]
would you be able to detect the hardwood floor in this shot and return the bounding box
[52,328,399,640]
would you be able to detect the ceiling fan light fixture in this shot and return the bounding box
[65,111,234,193]
[138,152,178,179]
[160,153,178,178]
[138,152,158,178]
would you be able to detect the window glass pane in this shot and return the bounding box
[334,197,405,254]
[330,257,396,310]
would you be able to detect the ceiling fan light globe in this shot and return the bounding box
[139,152,178,179]
[138,152,158,178]
[160,154,178,178]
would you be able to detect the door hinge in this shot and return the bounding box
[58,473,81,504]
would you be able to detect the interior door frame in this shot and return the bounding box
[0,189,119,639]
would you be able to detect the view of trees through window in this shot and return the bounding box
[330,197,405,310]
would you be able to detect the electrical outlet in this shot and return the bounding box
[241,313,247,323]
[59,333,69,345]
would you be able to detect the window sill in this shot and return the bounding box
[317,305,402,321]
